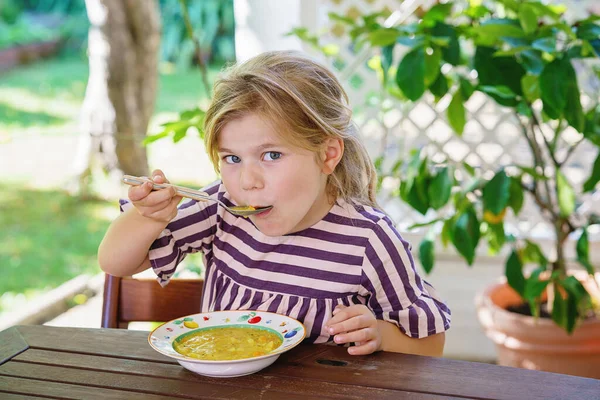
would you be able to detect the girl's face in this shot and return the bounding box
[217,113,333,236]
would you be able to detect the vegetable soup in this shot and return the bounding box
[173,326,283,360]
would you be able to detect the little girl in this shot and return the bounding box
[98,51,450,356]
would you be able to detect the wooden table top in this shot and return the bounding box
[0,325,598,399]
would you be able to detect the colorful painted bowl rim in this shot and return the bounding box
[147,310,307,364]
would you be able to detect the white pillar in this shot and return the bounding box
[234,0,319,62]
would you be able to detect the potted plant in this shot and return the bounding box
[289,0,600,377]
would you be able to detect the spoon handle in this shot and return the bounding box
[122,175,211,202]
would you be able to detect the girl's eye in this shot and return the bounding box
[223,155,241,164]
[263,151,282,161]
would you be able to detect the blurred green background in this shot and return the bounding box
[0,0,233,313]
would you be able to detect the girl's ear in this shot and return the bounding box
[321,138,344,175]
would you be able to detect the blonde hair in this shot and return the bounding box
[203,50,380,209]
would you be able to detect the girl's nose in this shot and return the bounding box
[240,164,264,190]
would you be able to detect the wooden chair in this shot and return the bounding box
[101,274,204,329]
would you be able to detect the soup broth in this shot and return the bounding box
[173,326,283,361]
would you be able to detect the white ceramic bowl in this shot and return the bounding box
[148,310,306,378]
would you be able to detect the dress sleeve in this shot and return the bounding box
[359,218,451,338]
[119,180,221,286]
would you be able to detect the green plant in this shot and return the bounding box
[290,1,600,333]
[0,0,89,52]
[144,0,212,145]
[0,19,60,50]
[160,0,235,70]
[0,0,22,24]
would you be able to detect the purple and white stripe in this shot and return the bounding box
[122,181,451,343]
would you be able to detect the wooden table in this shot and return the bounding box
[1,325,598,399]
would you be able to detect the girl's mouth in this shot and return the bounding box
[253,206,272,217]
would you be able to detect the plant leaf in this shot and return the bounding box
[401,148,422,188]
[424,48,442,86]
[553,277,587,334]
[173,128,188,143]
[431,23,460,65]
[327,12,355,25]
[561,275,590,300]
[525,2,563,20]
[401,182,429,214]
[452,206,480,265]
[441,218,454,248]
[381,44,394,85]
[428,166,453,209]
[486,222,506,255]
[583,151,600,192]
[478,85,517,100]
[516,101,533,117]
[463,161,476,176]
[563,60,585,133]
[540,57,570,118]
[556,170,575,217]
[447,90,466,135]
[590,38,600,57]
[179,107,205,120]
[430,36,451,47]
[551,282,570,332]
[368,28,402,46]
[584,108,600,146]
[483,170,511,215]
[143,132,169,145]
[493,46,532,57]
[521,74,540,103]
[506,249,525,297]
[422,3,453,26]
[400,156,431,215]
[576,227,595,275]
[495,0,519,13]
[419,234,435,274]
[429,72,450,99]
[508,176,524,215]
[459,76,475,100]
[397,35,427,48]
[524,267,550,305]
[475,47,525,95]
[396,46,426,101]
[521,50,544,74]
[472,19,526,40]
[532,37,556,53]
[576,22,600,41]
[519,240,548,267]
[518,3,538,35]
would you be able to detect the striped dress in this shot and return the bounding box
[121,181,451,344]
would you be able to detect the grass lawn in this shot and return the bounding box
[0,55,221,135]
[0,56,216,312]
[0,185,116,312]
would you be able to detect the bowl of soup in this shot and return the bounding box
[148,310,306,377]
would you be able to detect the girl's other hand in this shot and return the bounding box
[128,169,182,222]
[325,304,382,355]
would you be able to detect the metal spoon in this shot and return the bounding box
[122,175,273,217]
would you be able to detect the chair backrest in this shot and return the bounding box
[101,274,204,329]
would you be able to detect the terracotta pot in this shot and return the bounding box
[475,272,600,379]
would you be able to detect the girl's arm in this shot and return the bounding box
[98,170,181,277]
[98,207,169,276]
[377,320,445,357]
[326,304,445,356]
